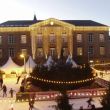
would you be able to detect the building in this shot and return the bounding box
[0,16,109,65]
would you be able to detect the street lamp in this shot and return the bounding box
[88,51,90,63]
[20,54,26,73]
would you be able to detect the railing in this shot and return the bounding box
[16,88,106,101]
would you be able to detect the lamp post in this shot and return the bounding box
[88,52,90,64]
[20,54,26,73]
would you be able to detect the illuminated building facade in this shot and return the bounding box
[0,16,109,64]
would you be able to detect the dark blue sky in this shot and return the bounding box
[0,0,110,26]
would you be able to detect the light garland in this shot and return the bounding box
[0,90,107,103]
[30,76,96,85]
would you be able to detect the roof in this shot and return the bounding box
[0,20,38,27]
[63,20,107,26]
[0,19,107,27]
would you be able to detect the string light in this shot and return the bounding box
[30,76,96,85]
[0,90,107,103]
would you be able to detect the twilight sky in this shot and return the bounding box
[0,0,110,26]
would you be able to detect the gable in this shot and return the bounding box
[30,18,75,29]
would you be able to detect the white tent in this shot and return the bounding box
[44,56,54,70]
[22,56,36,73]
[0,57,22,74]
[66,55,78,68]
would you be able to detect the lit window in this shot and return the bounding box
[21,35,27,44]
[88,33,93,42]
[8,35,15,44]
[37,34,43,44]
[77,34,82,42]
[37,48,43,56]
[0,49,2,58]
[100,46,105,55]
[0,36,2,44]
[99,34,105,42]
[49,48,56,56]
[62,33,67,43]
[21,49,27,55]
[77,47,83,56]
[49,33,56,43]
[9,48,15,57]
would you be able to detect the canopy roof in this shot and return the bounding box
[0,57,22,74]
[22,56,36,73]
[66,55,78,68]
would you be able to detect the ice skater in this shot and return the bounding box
[16,75,21,84]
[9,88,15,98]
[1,84,7,97]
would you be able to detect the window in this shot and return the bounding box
[0,36,2,44]
[21,49,27,55]
[99,34,105,42]
[100,46,105,55]
[62,33,67,43]
[21,35,27,44]
[37,34,43,44]
[8,35,15,44]
[49,33,56,43]
[0,49,2,58]
[9,48,15,57]
[77,47,83,56]
[88,46,94,55]
[88,33,93,42]
[49,48,56,56]
[37,48,43,57]
[77,34,82,42]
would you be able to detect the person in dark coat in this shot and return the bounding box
[79,106,83,110]
[29,100,34,110]
[0,77,3,88]
[2,84,7,97]
[9,88,15,98]
[87,97,93,107]
[16,75,21,84]
[91,104,96,110]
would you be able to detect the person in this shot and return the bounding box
[79,106,83,110]
[91,104,96,110]
[0,77,3,88]
[2,84,7,97]
[9,88,15,98]
[19,85,25,92]
[87,97,93,108]
[16,75,21,84]
[21,78,26,86]
[29,100,34,110]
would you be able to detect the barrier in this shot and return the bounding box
[16,88,106,101]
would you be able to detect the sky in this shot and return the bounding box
[0,0,110,26]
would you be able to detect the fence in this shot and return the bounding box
[16,88,106,101]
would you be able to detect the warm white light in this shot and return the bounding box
[89,60,93,63]
[20,54,25,58]
[50,21,54,25]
